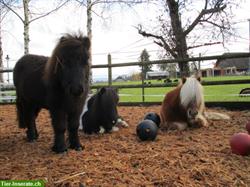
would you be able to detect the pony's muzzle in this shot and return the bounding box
[187,108,198,120]
[70,85,84,96]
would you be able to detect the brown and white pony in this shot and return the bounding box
[160,75,207,131]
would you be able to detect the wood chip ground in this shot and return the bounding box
[0,105,250,186]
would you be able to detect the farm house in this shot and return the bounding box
[146,71,170,80]
[215,53,250,74]
[201,52,250,77]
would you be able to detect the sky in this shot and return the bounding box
[2,0,250,82]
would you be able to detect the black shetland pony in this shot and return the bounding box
[79,87,126,134]
[13,33,90,153]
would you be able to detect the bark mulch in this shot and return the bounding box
[0,105,250,187]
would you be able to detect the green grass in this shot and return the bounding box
[117,84,250,102]
[0,91,16,103]
[92,75,250,102]
[93,75,250,87]
[1,76,250,103]
[202,75,250,82]
[204,84,250,102]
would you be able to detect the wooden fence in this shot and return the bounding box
[1,52,250,109]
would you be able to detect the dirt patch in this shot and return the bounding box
[0,105,250,186]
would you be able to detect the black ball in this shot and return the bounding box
[144,112,161,127]
[136,120,158,141]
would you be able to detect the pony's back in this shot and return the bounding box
[160,85,187,127]
[14,54,48,84]
[14,54,48,108]
[81,87,119,134]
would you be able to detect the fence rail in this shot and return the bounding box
[91,52,250,68]
[1,79,250,91]
[1,52,250,73]
[1,53,250,108]
[0,68,13,73]
[119,101,250,110]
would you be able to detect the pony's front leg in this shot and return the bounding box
[68,113,83,151]
[196,114,208,127]
[169,122,188,131]
[116,118,129,128]
[50,109,67,153]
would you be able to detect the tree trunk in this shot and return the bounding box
[23,0,29,54]
[87,0,93,83]
[0,10,3,83]
[167,0,189,77]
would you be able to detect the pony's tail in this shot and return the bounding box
[204,111,230,120]
[15,97,27,128]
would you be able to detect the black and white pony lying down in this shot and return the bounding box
[79,87,128,134]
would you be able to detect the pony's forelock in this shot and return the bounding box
[180,77,203,108]
[43,33,90,83]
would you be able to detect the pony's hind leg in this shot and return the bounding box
[24,105,40,142]
[67,113,83,151]
[15,97,26,128]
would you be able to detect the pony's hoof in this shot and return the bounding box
[75,145,84,151]
[122,121,129,127]
[26,135,38,142]
[52,145,68,154]
[99,126,105,134]
[69,144,84,151]
[111,126,119,132]
[26,131,39,142]
[27,138,37,143]
[116,119,129,128]
[190,117,207,128]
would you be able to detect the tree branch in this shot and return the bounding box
[75,0,87,7]
[184,3,226,36]
[75,0,110,19]
[204,0,208,10]
[200,19,227,29]
[29,0,70,23]
[0,0,15,21]
[187,42,221,50]
[1,0,24,23]
[136,25,177,58]
[1,8,9,21]
[75,0,149,7]
[91,0,148,5]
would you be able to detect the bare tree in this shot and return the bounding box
[1,0,69,54]
[137,0,236,76]
[0,0,15,82]
[75,0,148,82]
[0,11,2,82]
[0,2,5,82]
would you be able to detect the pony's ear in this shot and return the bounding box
[99,87,106,95]
[82,37,91,50]
[59,36,66,43]
[181,77,187,84]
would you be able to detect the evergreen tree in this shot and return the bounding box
[139,49,152,79]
